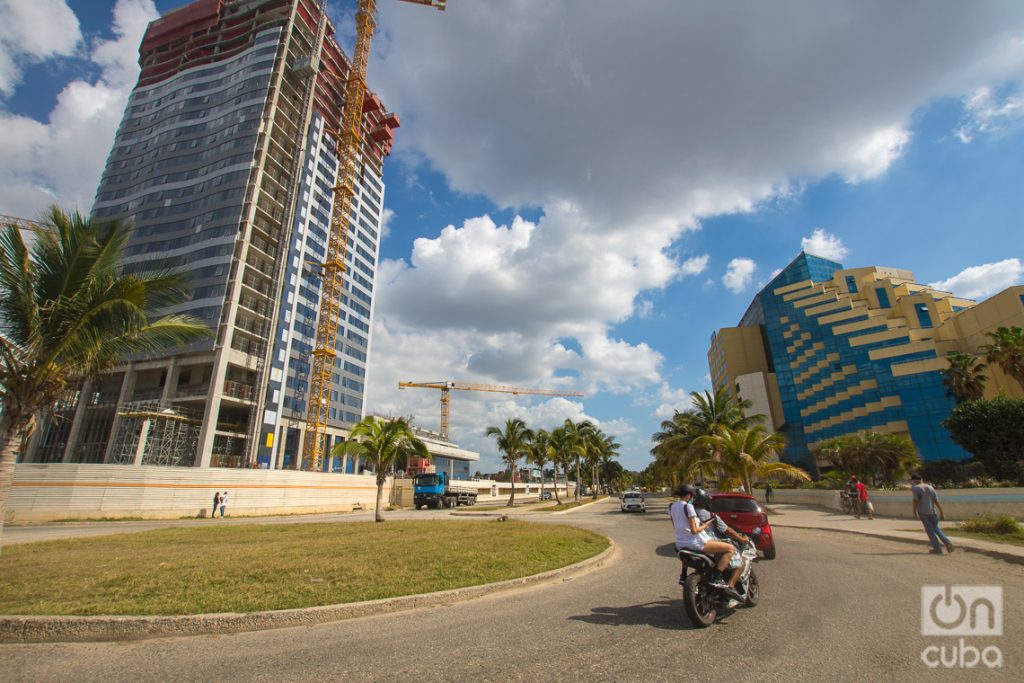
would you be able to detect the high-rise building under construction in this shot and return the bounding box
[22,0,398,470]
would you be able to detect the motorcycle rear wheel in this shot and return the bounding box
[742,569,760,607]
[683,573,717,627]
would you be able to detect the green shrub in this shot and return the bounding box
[958,515,1023,536]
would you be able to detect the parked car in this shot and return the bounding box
[540,491,552,500]
[710,492,776,560]
[620,491,646,513]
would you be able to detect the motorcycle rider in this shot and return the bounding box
[692,488,750,597]
[670,484,741,599]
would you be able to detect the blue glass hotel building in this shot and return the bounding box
[709,252,1024,472]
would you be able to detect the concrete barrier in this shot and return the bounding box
[6,465,581,522]
[756,487,1024,521]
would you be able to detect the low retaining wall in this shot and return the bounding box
[7,464,381,521]
[6,465,581,522]
[756,487,1024,521]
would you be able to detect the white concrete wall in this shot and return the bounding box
[7,464,382,521]
[756,487,1024,521]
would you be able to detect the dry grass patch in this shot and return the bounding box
[0,520,607,616]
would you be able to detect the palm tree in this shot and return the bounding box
[548,426,571,504]
[811,430,920,484]
[485,418,533,507]
[983,326,1024,392]
[651,387,765,485]
[332,416,429,522]
[527,428,552,501]
[562,419,596,500]
[692,428,809,493]
[0,208,211,554]
[941,351,987,403]
[592,431,620,496]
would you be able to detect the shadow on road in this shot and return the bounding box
[655,542,679,558]
[851,551,928,557]
[567,599,697,630]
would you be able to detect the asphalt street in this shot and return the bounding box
[3,496,1022,682]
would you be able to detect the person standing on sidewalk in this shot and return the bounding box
[855,478,872,519]
[911,473,954,554]
[219,490,228,518]
[212,491,220,519]
[765,483,773,505]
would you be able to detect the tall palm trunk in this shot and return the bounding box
[375,473,387,522]
[574,456,581,501]
[591,463,598,499]
[0,415,30,556]
[553,463,562,504]
[507,463,516,507]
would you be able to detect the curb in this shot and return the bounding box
[0,541,615,644]
[552,497,608,515]
[775,523,1024,566]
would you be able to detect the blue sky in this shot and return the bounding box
[1,1,1023,472]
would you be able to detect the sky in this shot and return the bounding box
[1,0,1023,473]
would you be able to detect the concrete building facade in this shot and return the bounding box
[23,0,397,470]
[709,252,1024,471]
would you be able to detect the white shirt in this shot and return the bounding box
[670,501,711,548]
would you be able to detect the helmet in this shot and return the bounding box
[693,488,712,509]
[676,484,697,498]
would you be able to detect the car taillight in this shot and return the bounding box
[760,513,768,526]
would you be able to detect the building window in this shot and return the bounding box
[876,287,890,309]
[915,303,932,329]
[846,276,858,293]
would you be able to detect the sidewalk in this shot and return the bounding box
[770,503,1024,565]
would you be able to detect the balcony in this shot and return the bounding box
[223,379,255,402]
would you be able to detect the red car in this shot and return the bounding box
[710,492,776,560]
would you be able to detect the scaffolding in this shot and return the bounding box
[109,402,201,467]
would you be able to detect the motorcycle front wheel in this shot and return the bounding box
[742,569,760,607]
[683,573,717,627]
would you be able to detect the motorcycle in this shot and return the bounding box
[677,528,762,627]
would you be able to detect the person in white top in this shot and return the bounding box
[670,484,737,588]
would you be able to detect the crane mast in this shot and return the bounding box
[399,381,585,441]
[302,0,446,472]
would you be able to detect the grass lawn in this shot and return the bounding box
[944,528,1024,548]
[0,520,607,616]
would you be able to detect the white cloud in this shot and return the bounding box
[680,254,710,276]
[358,1,1024,453]
[956,85,1024,142]
[380,207,396,239]
[0,0,82,96]
[652,383,691,420]
[722,258,757,294]
[928,258,1024,300]
[801,228,850,261]
[0,0,158,217]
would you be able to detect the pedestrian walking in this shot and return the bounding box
[911,473,954,554]
[212,491,220,518]
[764,483,773,505]
[219,490,228,518]
[855,479,872,519]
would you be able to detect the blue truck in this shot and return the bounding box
[414,472,478,509]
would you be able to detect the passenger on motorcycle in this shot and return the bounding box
[692,488,749,592]
[670,484,738,592]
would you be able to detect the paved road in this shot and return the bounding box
[4,496,1022,682]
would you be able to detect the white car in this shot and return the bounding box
[620,492,646,513]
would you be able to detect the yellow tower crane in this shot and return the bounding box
[399,381,585,441]
[303,0,447,471]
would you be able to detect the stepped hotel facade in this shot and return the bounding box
[708,252,1024,472]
